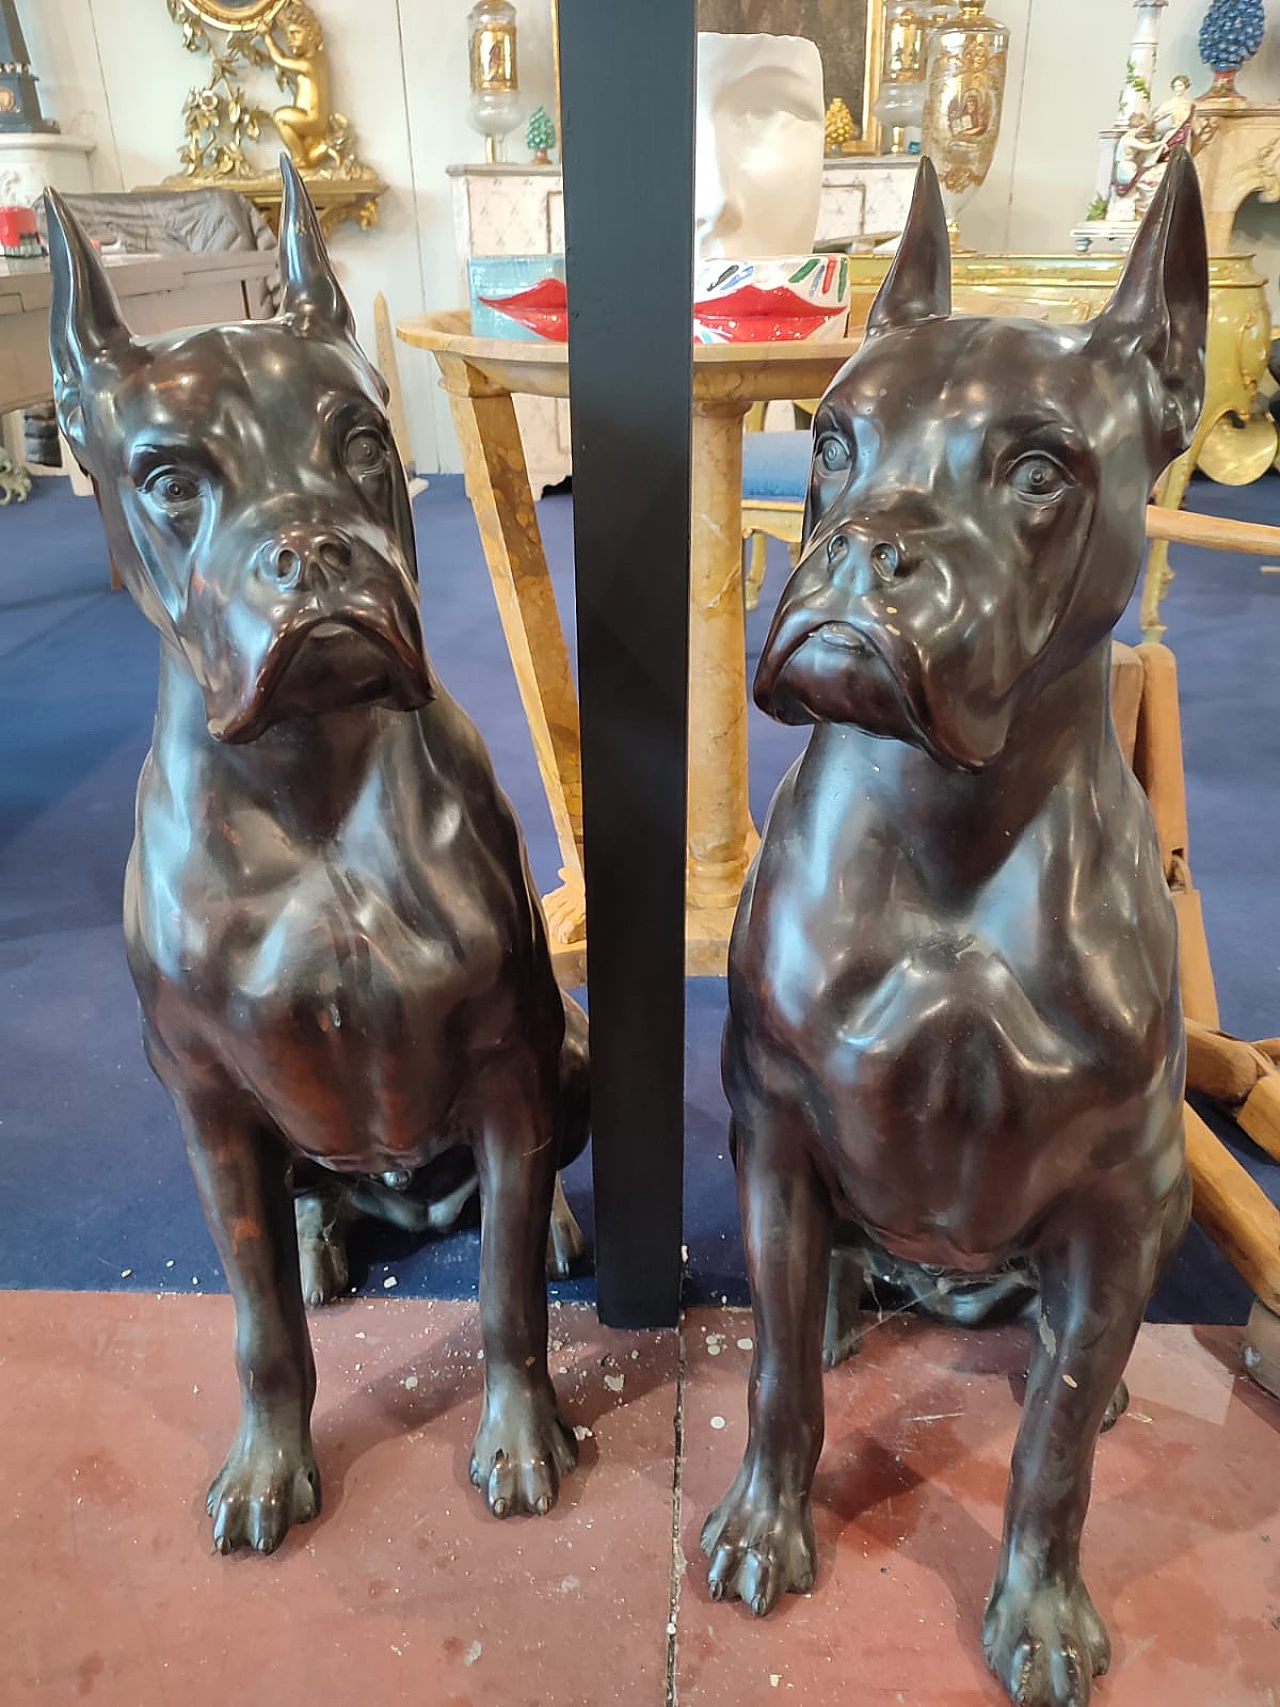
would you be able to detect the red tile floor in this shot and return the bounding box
[1,1294,1276,1705]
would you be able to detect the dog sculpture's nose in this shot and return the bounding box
[827,531,910,588]
[259,528,354,591]
[870,541,902,581]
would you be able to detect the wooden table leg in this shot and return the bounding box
[436,355,587,986]
[686,399,760,976]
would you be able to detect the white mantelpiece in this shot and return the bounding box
[0,132,95,208]
[814,155,918,245]
[448,156,918,491]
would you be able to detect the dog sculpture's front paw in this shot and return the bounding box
[701,1468,817,1616]
[983,1563,1110,1707]
[206,1427,320,1555]
[469,1383,577,1517]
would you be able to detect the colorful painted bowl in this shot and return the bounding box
[693,255,851,345]
[469,254,568,342]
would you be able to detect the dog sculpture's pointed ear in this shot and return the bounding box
[1088,147,1208,458]
[46,188,140,455]
[865,156,952,338]
[278,153,356,340]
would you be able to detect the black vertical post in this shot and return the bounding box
[559,0,694,1327]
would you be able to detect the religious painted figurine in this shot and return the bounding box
[704,154,1206,1707]
[1108,75,1197,223]
[46,158,588,1554]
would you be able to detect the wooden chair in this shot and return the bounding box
[1114,641,1280,1393]
[741,419,807,612]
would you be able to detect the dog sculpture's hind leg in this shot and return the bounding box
[294,990,589,1306]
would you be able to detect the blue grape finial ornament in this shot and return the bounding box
[1199,0,1266,96]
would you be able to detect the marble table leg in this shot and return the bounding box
[436,366,760,982]
[686,400,759,976]
[437,355,587,984]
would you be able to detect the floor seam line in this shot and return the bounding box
[665,1303,688,1707]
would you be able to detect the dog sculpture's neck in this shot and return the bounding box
[152,639,404,843]
[819,641,1117,888]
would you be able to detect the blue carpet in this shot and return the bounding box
[1,473,1277,1320]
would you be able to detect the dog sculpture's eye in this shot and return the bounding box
[816,433,852,475]
[345,428,390,477]
[1008,453,1070,502]
[143,468,200,510]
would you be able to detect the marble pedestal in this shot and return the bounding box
[0,132,95,207]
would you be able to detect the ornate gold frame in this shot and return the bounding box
[179,0,286,27]
[860,0,888,155]
[158,0,385,236]
[551,2,887,155]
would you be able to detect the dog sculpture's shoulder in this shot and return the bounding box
[134,696,536,985]
[125,689,552,1148]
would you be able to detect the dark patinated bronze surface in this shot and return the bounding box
[46,158,588,1554]
[703,154,1206,1706]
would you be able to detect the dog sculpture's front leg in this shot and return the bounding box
[983,1173,1187,1707]
[469,1051,578,1517]
[703,1119,833,1615]
[175,1088,319,1554]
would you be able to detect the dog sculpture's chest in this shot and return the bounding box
[127,705,541,1170]
[729,741,1180,1264]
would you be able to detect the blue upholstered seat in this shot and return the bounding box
[741,429,810,503]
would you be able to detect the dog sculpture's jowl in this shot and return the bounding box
[46,159,589,1554]
[704,153,1206,1707]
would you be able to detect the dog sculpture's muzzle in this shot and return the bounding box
[183,523,434,743]
[754,526,928,748]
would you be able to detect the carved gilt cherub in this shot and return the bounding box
[265,0,350,172]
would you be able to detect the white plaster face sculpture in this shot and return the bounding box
[695,32,826,261]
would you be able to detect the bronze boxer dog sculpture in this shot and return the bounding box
[703,154,1204,1707]
[46,159,587,1554]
